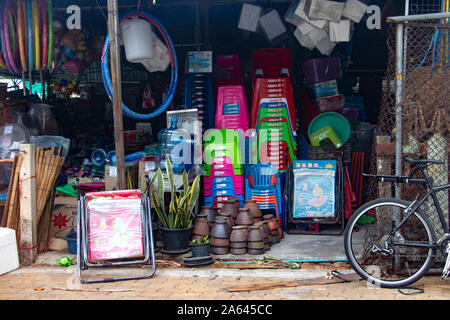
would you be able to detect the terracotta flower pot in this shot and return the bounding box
[235,208,254,226]
[247,241,265,249]
[200,206,218,225]
[244,200,262,222]
[230,226,248,242]
[210,216,230,238]
[230,247,247,255]
[210,237,230,247]
[247,225,263,242]
[221,199,239,219]
[247,248,264,255]
[210,246,229,255]
[219,211,234,230]
[192,215,210,237]
[229,241,247,249]
[254,221,268,243]
[263,214,278,234]
[228,196,242,213]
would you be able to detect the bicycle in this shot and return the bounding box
[344,156,450,288]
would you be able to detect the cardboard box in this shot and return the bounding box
[329,19,352,42]
[67,176,104,185]
[105,164,139,191]
[138,160,184,193]
[49,195,78,239]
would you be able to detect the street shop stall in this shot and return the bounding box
[0,0,447,282]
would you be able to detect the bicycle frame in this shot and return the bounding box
[389,170,450,250]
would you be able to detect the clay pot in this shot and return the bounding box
[210,237,230,247]
[247,248,264,255]
[229,241,247,249]
[263,214,278,234]
[219,211,234,230]
[210,246,229,255]
[254,222,268,243]
[228,196,242,213]
[262,221,272,246]
[230,226,248,242]
[247,241,265,249]
[210,216,230,239]
[271,235,280,244]
[200,206,218,226]
[244,200,262,222]
[221,199,239,219]
[247,225,263,242]
[230,247,247,255]
[192,215,210,237]
[235,208,254,226]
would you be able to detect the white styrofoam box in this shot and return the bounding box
[342,0,369,23]
[238,3,262,32]
[294,27,315,50]
[294,0,328,29]
[0,228,19,275]
[304,0,346,23]
[309,27,336,56]
[259,9,287,42]
[329,19,352,42]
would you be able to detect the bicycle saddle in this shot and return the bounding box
[403,156,444,166]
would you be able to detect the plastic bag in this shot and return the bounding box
[142,84,155,109]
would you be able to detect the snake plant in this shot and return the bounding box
[150,156,200,229]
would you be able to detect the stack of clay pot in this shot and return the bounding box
[254,221,270,251]
[220,199,239,220]
[210,216,230,254]
[199,206,218,231]
[229,225,248,255]
[191,213,210,241]
[263,214,282,244]
[247,225,264,254]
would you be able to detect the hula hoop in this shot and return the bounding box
[2,0,19,74]
[39,0,47,69]
[47,0,52,69]
[17,0,28,72]
[27,0,33,71]
[32,0,39,70]
[101,10,178,120]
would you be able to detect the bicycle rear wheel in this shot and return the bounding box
[344,198,436,288]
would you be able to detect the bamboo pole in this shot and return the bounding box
[107,0,126,190]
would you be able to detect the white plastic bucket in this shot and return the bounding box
[120,17,154,63]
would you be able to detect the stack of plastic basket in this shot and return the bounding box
[203,129,244,211]
[215,85,249,133]
[250,78,297,171]
[182,73,215,130]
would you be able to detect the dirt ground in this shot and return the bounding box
[0,263,448,301]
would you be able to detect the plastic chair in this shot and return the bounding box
[244,164,284,219]
[76,185,156,283]
[215,85,249,132]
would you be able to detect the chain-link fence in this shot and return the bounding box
[369,18,449,243]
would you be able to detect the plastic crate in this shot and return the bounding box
[308,143,351,164]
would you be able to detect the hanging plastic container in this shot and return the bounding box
[157,118,193,173]
[120,17,154,63]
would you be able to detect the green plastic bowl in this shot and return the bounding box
[308,112,351,145]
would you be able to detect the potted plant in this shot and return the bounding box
[150,156,201,254]
[189,236,211,258]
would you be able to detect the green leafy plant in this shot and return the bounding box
[189,236,210,245]
[150,156,201,229]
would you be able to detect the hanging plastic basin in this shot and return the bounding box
[307,112,350,145]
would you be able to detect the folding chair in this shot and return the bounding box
[76,179,156,283]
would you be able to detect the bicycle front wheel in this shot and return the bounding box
[344,198,436,288]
